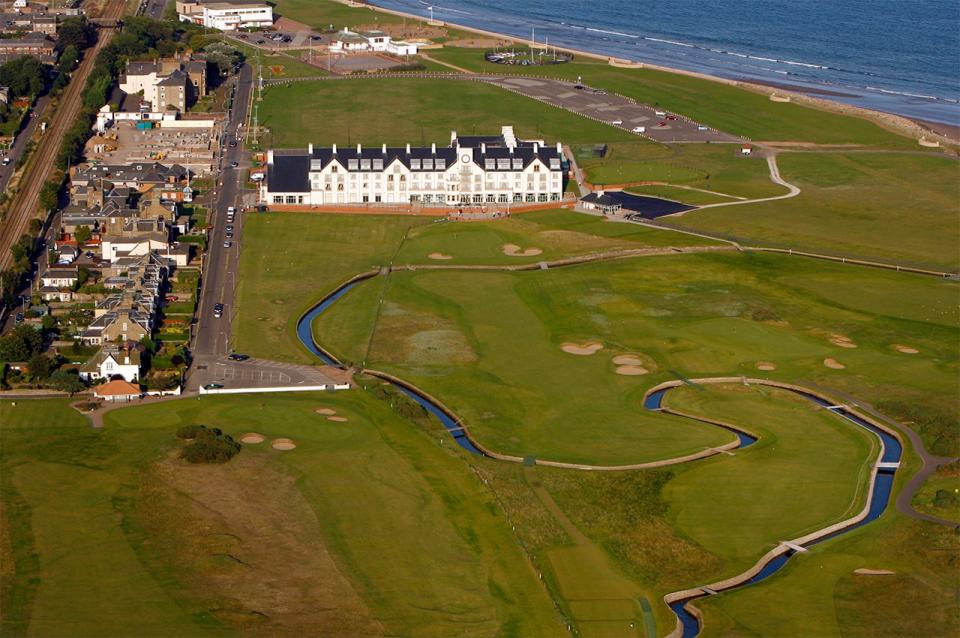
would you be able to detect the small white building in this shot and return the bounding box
[329,29,419,56]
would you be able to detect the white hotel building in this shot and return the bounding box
[176,0,273,31]
[261,128,565,206]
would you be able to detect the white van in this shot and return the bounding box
[632,126,646,134]
[655,110,666,117]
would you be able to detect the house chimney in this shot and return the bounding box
[509,146,514,154]
[481,142,486,154]
[267,149,274,164]
[308,143,313,154]
[533,142,539,153]
[357,143,362,154]
[382,143,387,154]
[431,143,436,154]
[332,143,337,154]
[450,130,457,144]
[556,142,562,153]
[406,143,411,154]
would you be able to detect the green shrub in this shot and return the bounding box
[176,424,240,463]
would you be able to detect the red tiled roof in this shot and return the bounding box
[95,379,141,397]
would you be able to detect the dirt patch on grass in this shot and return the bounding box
[271,438,296,451]
[315,408,337,416]
[562,341,603,355]
[824,358,846,369]
[894,344,919,354]
[427,252,452,260]
[830,334,858,348]
[134,453,382,635]
[240,433,265,444]
[615,365,648,376]
[502,243,543,257]
[327,416,348,423]
[404,328,477,365]
[755,361,777,371]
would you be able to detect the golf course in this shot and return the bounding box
[2,2,957,634]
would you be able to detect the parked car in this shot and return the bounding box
[214,303,224,318]
[632,126,646,133]
[256,39,265,44]
[203,382,224,390]
[610,119,623,125]
[225,225,234,232]
[697,125,709,131]
[230,161,239,168]
[228,353,250,361]
[655,110,666,117]
[225,231,233,239]
[227,207,236,214]
[223,240,232,248]
[666,115,678,121]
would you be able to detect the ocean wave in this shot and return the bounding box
[585,27,639,39]
[644,37,694,48]
[782,59,830,70]
[865,87,941,101]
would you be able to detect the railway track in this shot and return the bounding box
[0,0,126,273]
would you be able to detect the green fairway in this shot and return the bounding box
[314,251,957,465]
[428,47,919,147]
[234,210,720,363]
[0,394,563,637]
[670,151,960,270]
[258,78,636,147]
[276,0,414,30]
[579,142,786,199]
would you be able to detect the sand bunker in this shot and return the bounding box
[830,334,857,348]
[755,361,777,371]
[824,358,846,369]
[428,252,452,260]
[562,341,604,355]
[271,438,297,451]
[612,354,644,366]
[854,568,896,576]
[327,416,348,422]
[894,344,919,354]
[615,365,649,376]
[240,433,265,444]
[502,243,543,257]
[315,407,337,415]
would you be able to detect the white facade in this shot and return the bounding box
[81,352,141,383]
[329,29,419,56]
[263,129,565,207]
[179,2,273,31]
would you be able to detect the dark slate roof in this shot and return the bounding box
[155,69,186,87]
[306,144,561,172]
[267,151,310,193]
[580,192,621,207]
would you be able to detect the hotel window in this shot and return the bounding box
[375,195,382,202]
[533,164,541,172]
[388,174,394,182]
[486,194,495,203]
[497,159,510,170]
[526,194,536,202]
[273,195,283,203]
[331,165,338,173]
[410,194,421,202]
[423,159,434,170]
[538,193,548,202]
[498,194,509,203]
[360,159,371,170]
[473,195,482,203]
[550,158,561,169]
[550,193,561,201]
[362,195,369,202]
[348,159,359,170]
[411,159,421,169]
[372,159,383,170]
[484,159,495,170]
[286,196,297,203]
[513,194,523,202]
[512,159,523,169]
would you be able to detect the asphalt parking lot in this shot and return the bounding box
[486,76,742,144]
[188,355,352,392]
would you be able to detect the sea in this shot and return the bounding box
[368,0,960,126]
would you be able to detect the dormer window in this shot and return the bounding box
[436,159,446,170]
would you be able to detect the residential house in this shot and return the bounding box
[0,32,56,63]
[330,28,419,56]
[38,266,78,301]
[118,58,207,111]
[80,345,141,383]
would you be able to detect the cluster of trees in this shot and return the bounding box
[176,425,242,463]
[0,325,84,393]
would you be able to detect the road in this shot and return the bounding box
[0,96,50,196]
[192,62,254,359]
[142,0,169,20]
[0,0,125,275]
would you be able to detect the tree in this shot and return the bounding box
[28,353,54,380]
[40,314,59,336]
[29,218,43,234]
[49,369,85,395]
[40,179,60,212]
[0,325,43,362]
[74,225,92,245]
[56,18,95,52]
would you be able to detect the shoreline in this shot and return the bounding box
[342,0,958,146]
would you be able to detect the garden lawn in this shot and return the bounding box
[670,151,960,270]
[259,78,636,147]
[0,393,563,637]
[313,251,958,465]
[429,47,917,147]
